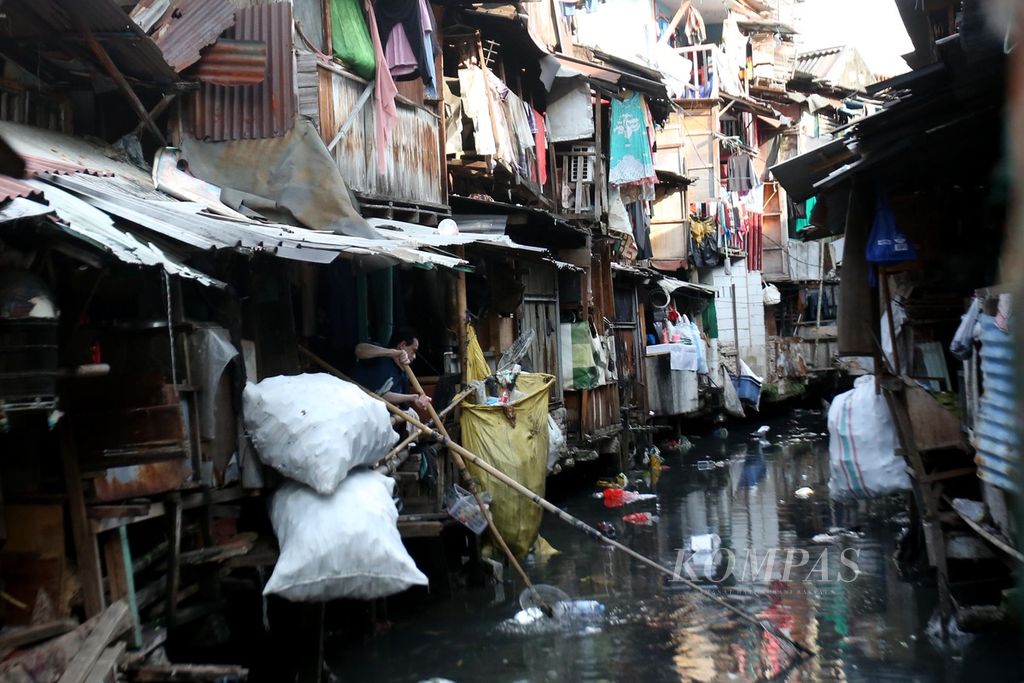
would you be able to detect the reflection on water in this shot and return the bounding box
[330,410,1022,682]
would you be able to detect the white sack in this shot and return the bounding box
[827,375,910,499]
[243,373,396,494]
[264,471,428,601]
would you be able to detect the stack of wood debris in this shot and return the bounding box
[0,600,248,683]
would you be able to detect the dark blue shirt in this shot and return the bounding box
[351,343,409,397]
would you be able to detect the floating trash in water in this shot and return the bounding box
[753,425,770,436]
[697,460,714,471]
[812,533,839,544]
[499,599,608,636]
[794,487,814,499]
[623,512,658,526]
[594,489,657,508]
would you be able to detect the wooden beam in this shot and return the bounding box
[130,93,176,138]
[71,14,167,146]
[128,664,248,682]
[60,423,105,618]
[164,494,182,629]
[83,641,126,683]
[57,601,130,683]
[0,620,78,652]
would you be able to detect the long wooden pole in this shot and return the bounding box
[299,347,814,657]
[402,366,551,616]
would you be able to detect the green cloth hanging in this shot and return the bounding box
[331,0,376,80]
[702,301,719,340]
[794,196,817,233]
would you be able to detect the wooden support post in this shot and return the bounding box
[60,424,104,618]
[130,93,177,138]
[164,493,182,629]
[72,16,168,146]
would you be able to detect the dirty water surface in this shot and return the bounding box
[330,410,1022,682]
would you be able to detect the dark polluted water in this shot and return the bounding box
[329,410,1023,682]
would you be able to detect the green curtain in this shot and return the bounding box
[331,0,376,80]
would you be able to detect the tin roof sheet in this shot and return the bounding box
[148,0,237,72]
[191,2,296,141]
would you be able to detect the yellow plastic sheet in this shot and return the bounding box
[461,326,553,558]
[466,323,490,382]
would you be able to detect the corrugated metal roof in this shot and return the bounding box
[149,0,236,72]
[0,0,179,83]
[191,2,296,141]
[795,46,844,80]
[975,315,1018,493]
[16,179,223,287]
[44,173,467,270]
[191,39,268,86]
[22,154,113,178]
[0,176,43,202]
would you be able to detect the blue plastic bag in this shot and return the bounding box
[866,191,917,285]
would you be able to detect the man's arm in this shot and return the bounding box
[355,342,408,365]
[384,391,432,410]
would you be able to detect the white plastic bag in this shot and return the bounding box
[950,296,981,360]
[547,414,566,471]
[827,375,910,499]
[243,373,397,494]
[264,471,428,601]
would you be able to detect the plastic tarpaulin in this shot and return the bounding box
[461,372,554,558]
[460,330,553,558]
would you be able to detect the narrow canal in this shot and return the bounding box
[330,410,1022,682]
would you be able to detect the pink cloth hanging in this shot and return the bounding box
[386,23,418,77]
[365,0,398,174]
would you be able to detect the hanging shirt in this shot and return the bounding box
[417,0,438,98]
[386,23,418,78]
[374,0,432,87]
[727,153,757,193]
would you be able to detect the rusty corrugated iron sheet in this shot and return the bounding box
[0,176,42,202]
[191,2,295,141]
[191,39,268,86]
[21,154,113,178]
[149,0,237,72]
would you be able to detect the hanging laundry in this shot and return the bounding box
[444,80,464,156]
[533,108,548,185]
[627,201,652,260]
[417,0,438,98]
[608,90,657,199]
[364,0,398,174]
[385,23,418,78]
[727,153,757,193]
[374,0,432,86]
[330,0,376,80]
[459,66,496,156]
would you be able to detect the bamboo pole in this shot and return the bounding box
[402,366,551,616]
[300,347,813,656]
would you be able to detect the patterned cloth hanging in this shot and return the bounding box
[608,90,656,199]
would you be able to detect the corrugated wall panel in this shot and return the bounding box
[976,315,1019,493]
[323,68,444,207]
[191,2,295,141]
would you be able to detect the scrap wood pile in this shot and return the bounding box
[0,600,247,682]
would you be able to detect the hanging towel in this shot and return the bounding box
[330,0,376,80]
[365,0,398,174]
[608,90,656,198]
[374,0,432,86]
